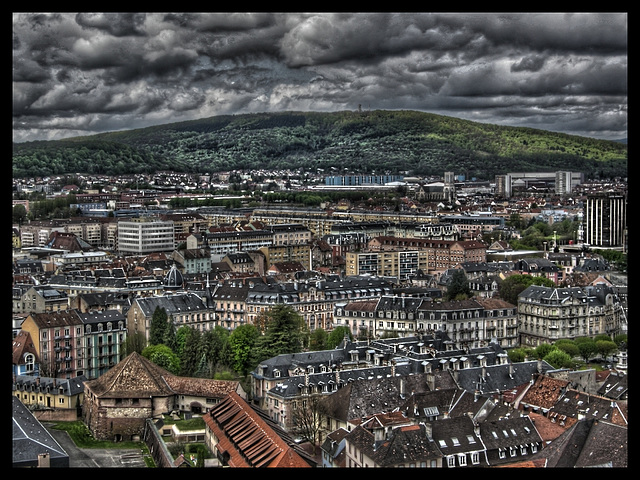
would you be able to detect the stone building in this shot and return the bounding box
[83,351,245,441]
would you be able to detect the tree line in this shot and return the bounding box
[13,110,627,180]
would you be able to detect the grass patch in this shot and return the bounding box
[50,421,149,451]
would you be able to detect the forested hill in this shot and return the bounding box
[12,110,627,180]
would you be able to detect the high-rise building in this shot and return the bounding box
[584,192,627,249]
[116,217,175,254]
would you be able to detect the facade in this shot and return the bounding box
[76,310,127,379]
[583,192,627,249]
[17,285,69,314]
[172,247,212,274]
[245,276,394,332]
[19,309,126,380]
[187,229,273,262]
[259,243,312,271]
[127,292,213,342]
[12,373,87,414]
[517,284,626,347]
[117,217,175,254]
[334,295,517,349]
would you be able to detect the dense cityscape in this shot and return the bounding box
[12,169,628,468]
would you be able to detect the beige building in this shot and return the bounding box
[517,284,626,347]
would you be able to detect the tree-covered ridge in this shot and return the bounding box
[12,110,627,180]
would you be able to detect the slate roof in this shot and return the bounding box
[550,389,623,425]
[320,427,349,467]
[527,418,627,468]
[479,415,543,461]
[399,387,466,421]
[373,423,444,467]
[430,415,487,463]
[76,309,126,326]
[321,373,434,422]
[454,360,554,396]
[597,371,628,400]
[134,292,208,317]
[12,396,69,467]
[13,374,87,396]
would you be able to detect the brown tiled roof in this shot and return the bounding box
[203,392,311,468]
[29,311,82,329]
[163,376,239,398]
[527,412,568,443]
[12,330,38,365]
[84,351,174,398]
[520,373,569,410]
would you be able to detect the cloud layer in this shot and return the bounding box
[13,12,627,143]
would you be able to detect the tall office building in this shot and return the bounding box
[116,217,175,254]
[584,192,627,249]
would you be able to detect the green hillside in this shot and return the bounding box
[12,110,627,180]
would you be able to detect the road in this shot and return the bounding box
[44,424,148,468]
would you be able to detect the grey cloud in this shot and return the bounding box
[12,12,627,143]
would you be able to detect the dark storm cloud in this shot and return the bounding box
[12,12,627,143]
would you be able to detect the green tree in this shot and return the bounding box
[543,349,574,369]
[180,328,203,377]
[202,326,233,374]
[253,304,307,363]
[142,344,181,374]
[13,204,27,225]
[327,326,352,349]
[445,269,471,300]
[534,343,554,359]
[228,324,260,376]
[595,339,618,361]
[574,337,598,363]
[507,347,528,363]
[175,325,191,358]
[310,328,328,351]
[613,334,627,349]
[123,331,146,355]
[163,316,178,351]
[498,274,554,304]
[149,307,169,346]
[554,339,580,359]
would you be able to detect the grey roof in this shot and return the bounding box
[134,292,208,317]
[12,396,70,467]
[13,374,88,396]
[372,422,445,466]
[454,360,553,396]
[76,309,127,326]
[431,415,487,459]
[597,371,628,400]
[527,418,627,468]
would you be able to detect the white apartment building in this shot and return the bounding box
[116,217,175,254]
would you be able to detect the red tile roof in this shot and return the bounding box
[203,391,311,468]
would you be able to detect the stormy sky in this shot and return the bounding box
[12,12,627,143]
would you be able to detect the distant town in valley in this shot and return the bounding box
[12,168,628,468]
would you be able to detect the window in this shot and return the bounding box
[447,457,455,467]
[471,452,479,465]
[458,454,467,466]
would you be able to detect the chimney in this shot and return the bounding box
[38,453,51,468]
[424,422,433,440]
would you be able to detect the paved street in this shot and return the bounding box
[44,424,148,468]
